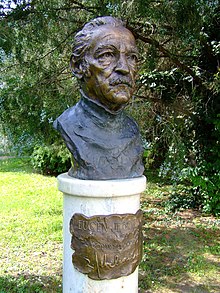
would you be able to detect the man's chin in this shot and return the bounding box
[103,92,130,112]
[113,95,131,106]
[111,89,131,104]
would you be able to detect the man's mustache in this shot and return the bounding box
[109,77,133,87]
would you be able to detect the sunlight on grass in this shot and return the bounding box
[140,178,220,292]
[0,172,63,246]
[0,158,62,292]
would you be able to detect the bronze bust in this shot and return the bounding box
[54,16,144,180]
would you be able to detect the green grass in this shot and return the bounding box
[139,181,220,293]
[0,158,62,292]
[0,157,219,292]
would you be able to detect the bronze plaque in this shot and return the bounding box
[69,210,143,280]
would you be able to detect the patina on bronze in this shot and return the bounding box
[69,210,143,280]
[53,16,144,180]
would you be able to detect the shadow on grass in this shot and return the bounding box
[0,274,62,293]
[139,213,220,292]
[0,157,34,173]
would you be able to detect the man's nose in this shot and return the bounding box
[115,55,129,75]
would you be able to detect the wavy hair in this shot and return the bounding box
[71,16,125,79]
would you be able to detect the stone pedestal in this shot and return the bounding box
[58,173,146,293]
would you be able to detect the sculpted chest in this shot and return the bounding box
[55,97,144,180]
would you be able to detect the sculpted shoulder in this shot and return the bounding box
[53,101,83,131]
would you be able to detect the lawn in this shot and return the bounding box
[0,158,219,292]
[0,158,62,293]
[140,181,220,292]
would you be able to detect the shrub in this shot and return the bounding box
[31,143,71,176]
[164,186,203,212]
[165,163,220,216]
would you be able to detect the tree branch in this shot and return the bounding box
[1,1,99,21]
[128,26,206,88]
[1,32,75,73]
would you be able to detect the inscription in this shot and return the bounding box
[78,220,107,232]
[69,210,143,280]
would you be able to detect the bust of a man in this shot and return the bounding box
[54,16,144,180]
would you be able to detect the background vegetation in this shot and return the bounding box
[1,0,220,215]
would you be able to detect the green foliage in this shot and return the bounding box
[0,128,12,155]
[163,139,220,215]
[31,143,71,175]
[1,0,220,214]
[164,186,203,212]
[0,0,83,153]
[181,164,220,216]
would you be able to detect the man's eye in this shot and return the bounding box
[99,52,114,59]
[127,54,138,63]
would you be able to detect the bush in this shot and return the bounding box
[164,162,220,216]
[188,165,220,216]
[164,186,203,212]
[31,143,71,176]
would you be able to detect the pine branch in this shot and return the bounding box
[1,1,99,21]
[1,32,74,73]
[128,26,206,88]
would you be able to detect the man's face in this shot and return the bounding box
[82,25,138,112]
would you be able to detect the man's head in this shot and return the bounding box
[71,16,138,112]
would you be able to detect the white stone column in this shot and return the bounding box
[58,173,146,293]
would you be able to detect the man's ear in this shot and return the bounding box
[70,55,91,79]
[70,55,84,79]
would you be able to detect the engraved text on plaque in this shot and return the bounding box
[69,210,143,280]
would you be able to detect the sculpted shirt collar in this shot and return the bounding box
[79,89,126,129]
